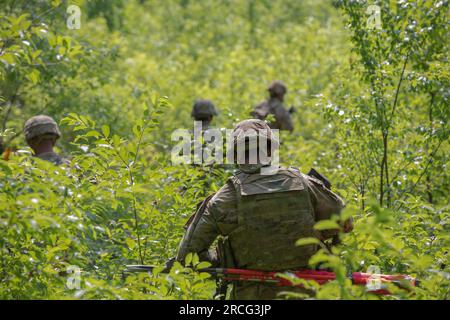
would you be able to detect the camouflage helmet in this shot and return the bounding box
[23,115,61,143]
[231,119,279,150]
[191,99,218,119]
[267,80,287,97]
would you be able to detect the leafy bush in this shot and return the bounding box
[0,0,448,299]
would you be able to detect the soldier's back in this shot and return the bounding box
[218,168,317,299]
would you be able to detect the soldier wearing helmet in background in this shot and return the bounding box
[23,115,69,165]
[251,80,294,132]
[191,99,218,131]
[176,119,352,299]
[190,99,221,166]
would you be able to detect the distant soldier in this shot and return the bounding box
[191,99,218,131]
[176,119,352,299]
[190,99,221,166]
[23,115,69,165]
[251,80,294,132]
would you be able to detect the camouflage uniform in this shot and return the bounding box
[177,120,345,300]
[190,99,224,166]
[251,81,294,132]
[23,115,69,166]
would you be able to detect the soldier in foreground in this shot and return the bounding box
[251,80,294,132]
[176,119,352,299]
[23,115,69,165]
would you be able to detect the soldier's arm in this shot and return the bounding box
[176,202,220,263]
[176,183,238,263]
[251,102,270,120]
[305,176,352,238]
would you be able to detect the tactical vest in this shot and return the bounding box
[227,168,317,271]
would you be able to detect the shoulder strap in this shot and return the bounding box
[228,173,248,226]
[228,172,248,199]
[183,193,215,230]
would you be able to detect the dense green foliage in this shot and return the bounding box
[0,0,448,299]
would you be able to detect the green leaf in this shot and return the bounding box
[314,220,340,231]
[101,125,110,138]
[27,69,40,84]
[296,237,320,246]
[85,130,100,138]
[0,53,16,65]
[185,253,193,266]
[125,238,136,249]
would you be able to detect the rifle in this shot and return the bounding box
[124,265,418,295]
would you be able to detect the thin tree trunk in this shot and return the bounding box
[383,134,391,207]
[360,178,366,211]
[380,149,385,206]
[426,92,435,203]
[381,52,408,207]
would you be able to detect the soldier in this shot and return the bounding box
[190,99,224,167]
[191,99,218,131]
[176,119,352,299]
[251,80,294,132]
[23,115,69,165]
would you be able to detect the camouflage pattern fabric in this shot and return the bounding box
[231,119,279,149]
[227,168,317,271]
[176,166,345,300]
[251,98,294,132]
[23,115,61,142]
